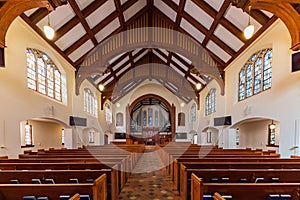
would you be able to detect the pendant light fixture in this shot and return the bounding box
[43,4,55,40]
[98,84,104,91]
[243,6,255,40]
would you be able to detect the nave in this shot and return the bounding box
[118,146,180,200]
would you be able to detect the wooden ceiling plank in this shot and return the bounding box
[64,34,90,56]
[53,16,80,42]
[219,18,246,43]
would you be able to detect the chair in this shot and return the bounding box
[59,195,70,200]
[80,195,91,200]
[10,179,20,184]
[69,178,79,183]
[32,179,41,184]
[23,196,37,200]
[44,178,55,184]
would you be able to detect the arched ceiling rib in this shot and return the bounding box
[2,0,288,100]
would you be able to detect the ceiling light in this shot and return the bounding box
[98,84,104,91]
[244,6,254,40]
[196,83,202,90]
[43,4,55,40]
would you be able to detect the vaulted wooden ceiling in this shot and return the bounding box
[14,0,282,102]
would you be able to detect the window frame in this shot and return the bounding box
[238,48,272,101]
[205,88,216,116]
[26,48,62,102]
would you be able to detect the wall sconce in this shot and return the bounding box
[243,6,255,40]
[25,120,30,129]
[43,4,55,40]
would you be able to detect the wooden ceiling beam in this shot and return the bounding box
[153,5,226,71]
[202,0,231,46]
[114,0,125,29]
[28,8,48,24]
[63,11,118,56]
[100,49,146,85]
[81,0,107,17]
[74,26,123,67]
[68,0,98,45]
[250,9,270,25]
[175,0,186,28]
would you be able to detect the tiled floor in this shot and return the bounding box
[118,146,181,200]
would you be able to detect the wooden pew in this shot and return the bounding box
[0,163,118,200]
[180,161,300,200]
[214,193,225,200]
[0,173,106,200]
[191,173,299,200]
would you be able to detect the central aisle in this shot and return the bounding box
[118,146,181,200]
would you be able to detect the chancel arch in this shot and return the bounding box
[127,94,175,145]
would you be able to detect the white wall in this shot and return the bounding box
[222,19,300,157]
[0,17,105,157]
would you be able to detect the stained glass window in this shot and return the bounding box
[148,108,153,126]
[238,48,272,101]
[26,48,62,101]
[155,110,159,126]
[191,103,196,122]
[105,103,112,124]
[24,123,33,146]
[205,88,216,116]
[84,89,98,117]
[143,110,147,126]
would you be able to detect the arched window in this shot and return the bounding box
[105,103,112,124]
[148,108,153,126]
[143,110,147,126]
[26,48,62,101]
[116,112,124,126]
[205,88,216,116]
[178,112,185,126]
[155,110,159,126]
[84,88,98,117]
[239,49,272,101]
[191,103,196,122]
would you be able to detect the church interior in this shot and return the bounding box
[0,0,300,199]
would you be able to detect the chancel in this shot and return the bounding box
[0,0,300,199]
